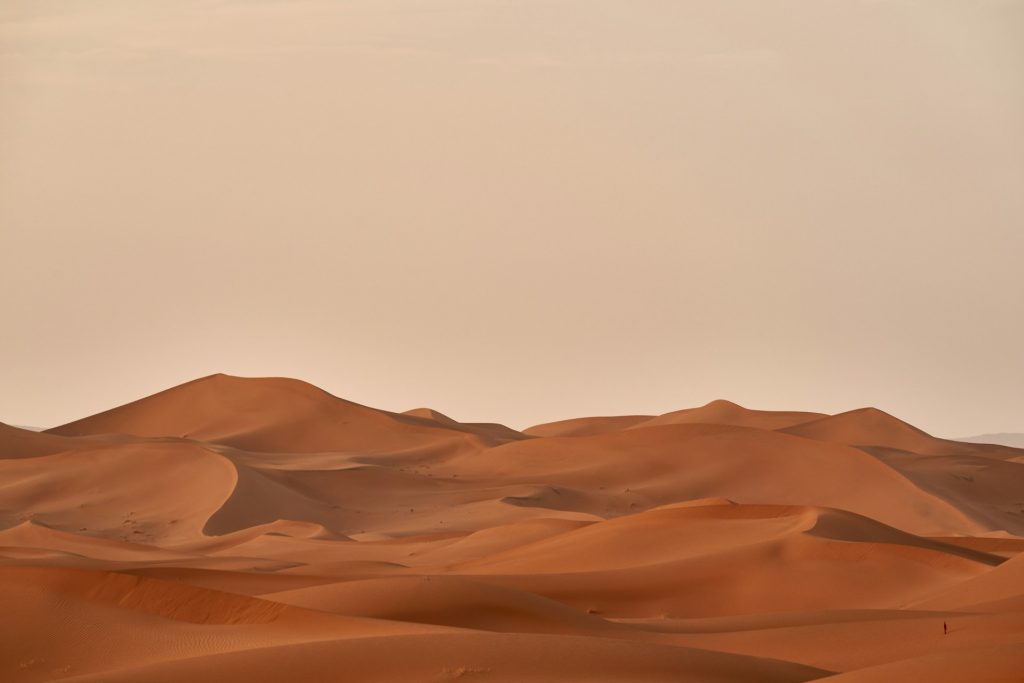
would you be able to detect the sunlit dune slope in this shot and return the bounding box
[46,374,524,453]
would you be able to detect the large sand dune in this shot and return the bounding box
[2,374,1022,681]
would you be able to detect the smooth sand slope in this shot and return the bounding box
[1,374,1022,681]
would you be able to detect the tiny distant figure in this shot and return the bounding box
[943,621,948,635]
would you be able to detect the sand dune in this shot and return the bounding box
[522,399,823,437]
[780,408,970,457]
[441,423,988,535]
[46,374,513,453]
[447,504,997,618]
[658,610,1024,673]
[960,433,1024,449]
[635,400,826,431]
[53,633,830,683]
[0,422,95,459]
[523,414,654,438]
[863,446,1024,536]
[911,553,1024,612]
[814,644,1024,683]
[264,574,628,634]
[3,375,1023,681]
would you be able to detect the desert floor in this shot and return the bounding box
[2,374,1023,682]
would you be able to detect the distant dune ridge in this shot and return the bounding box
[959,433,1024,450]
[1,374,1023,681]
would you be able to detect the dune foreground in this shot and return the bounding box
[2,375,1023,682]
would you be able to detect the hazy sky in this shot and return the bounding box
[2,0,1022,435]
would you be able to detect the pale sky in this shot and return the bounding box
[2,0,1022,436]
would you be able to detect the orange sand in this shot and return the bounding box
[2,374,1022,681]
